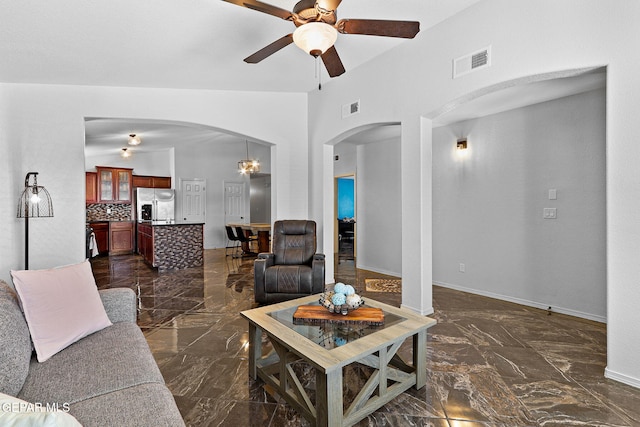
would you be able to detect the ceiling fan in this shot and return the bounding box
[223,0,420,78]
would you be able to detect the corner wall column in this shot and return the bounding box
[400,116,433,315]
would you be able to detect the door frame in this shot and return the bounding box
[334,173,356,257]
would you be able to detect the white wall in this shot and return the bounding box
[0,83,308,284]
[308,0,640,386]
[333,142,356,177]
[356,139,402,276]
[173,138,271,248]
[433,88,606,321]
[85,150,172,177]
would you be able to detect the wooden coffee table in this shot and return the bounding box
[241,294,436,426]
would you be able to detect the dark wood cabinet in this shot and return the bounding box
[137,223,154,265]
[132,175,171,189]
[86,172,98,203]
[152,176,171,188]
[97,167,133,203]
[109,221,134,255]
[91,222,109,255]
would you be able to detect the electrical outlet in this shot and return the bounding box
[543,208,556,219]
[459,263,465,273]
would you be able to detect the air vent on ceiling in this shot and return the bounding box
[453,46,491,78]
[342,100,360,119]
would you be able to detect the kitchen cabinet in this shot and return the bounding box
[86,172,98,203]
[132,175,171,189]
[91,222,109,255]
[109,221,134,255]
[137,222,154,265]
[97,167,133,203]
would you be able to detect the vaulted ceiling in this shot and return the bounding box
[0,0,480,93]
[2,1,605,154]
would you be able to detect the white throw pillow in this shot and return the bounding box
[11,260,112,363]
[0,392,82,426]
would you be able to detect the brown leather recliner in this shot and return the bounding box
[254,220,325,304]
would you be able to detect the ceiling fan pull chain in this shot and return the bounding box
[316,56,322,90]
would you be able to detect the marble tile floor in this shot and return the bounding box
[90,250,640,427]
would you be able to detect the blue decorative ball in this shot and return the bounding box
[331,292,346,306]
[333,283,347,295]
[334,337,347,346]
[344,284,355,296]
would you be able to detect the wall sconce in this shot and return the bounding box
[17,172,54,269]
[457,138,468,150]
[121,147,131,158]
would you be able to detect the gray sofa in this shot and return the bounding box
[0,280,184,426]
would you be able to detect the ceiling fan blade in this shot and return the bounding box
[321,46,345,77]
[244,34,293,63]
[316,0,342,12]
[241,0,293,20]
[337,19,420,38]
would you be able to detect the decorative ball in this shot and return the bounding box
[331,292,346,306]
[344,284,356,296]
[333,282,347,295]
[334,337,347,346]
[345,294,362,309]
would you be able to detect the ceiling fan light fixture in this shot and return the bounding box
[293,22,338,57]
[128,134,141,146]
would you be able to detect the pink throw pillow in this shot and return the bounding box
[11,260,112,363]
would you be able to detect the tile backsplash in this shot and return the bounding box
[86,203,132,221]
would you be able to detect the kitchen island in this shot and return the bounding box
[137,221,204,271]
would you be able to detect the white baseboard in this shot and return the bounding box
[356,264,401,278]
[605,367,640,389]
[400,303,434,316]
[433,281,606,324]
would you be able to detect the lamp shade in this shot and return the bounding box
[17,172,54,270]
[293,22,338,57]
[17,180,53,218]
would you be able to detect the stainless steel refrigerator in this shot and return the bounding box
[136,188,175,222]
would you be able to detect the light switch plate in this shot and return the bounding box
[543,208,557,219]
[549,189,557,200]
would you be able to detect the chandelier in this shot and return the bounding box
[238,140,260,175]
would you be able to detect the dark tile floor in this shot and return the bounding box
[91,250,640,427]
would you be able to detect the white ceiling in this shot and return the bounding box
[0,0,481,93]
[2,1,606,154]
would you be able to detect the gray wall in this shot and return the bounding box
[250,175,271,224]
[356,138,402,276]
[432,88,606,321]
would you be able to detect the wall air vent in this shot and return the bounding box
[342,100,360,119]
[453,46,491,78]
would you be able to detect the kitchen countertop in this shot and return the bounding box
[88,220,133,223]
[138,220,205,226]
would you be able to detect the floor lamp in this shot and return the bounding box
[17,172,54,270]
